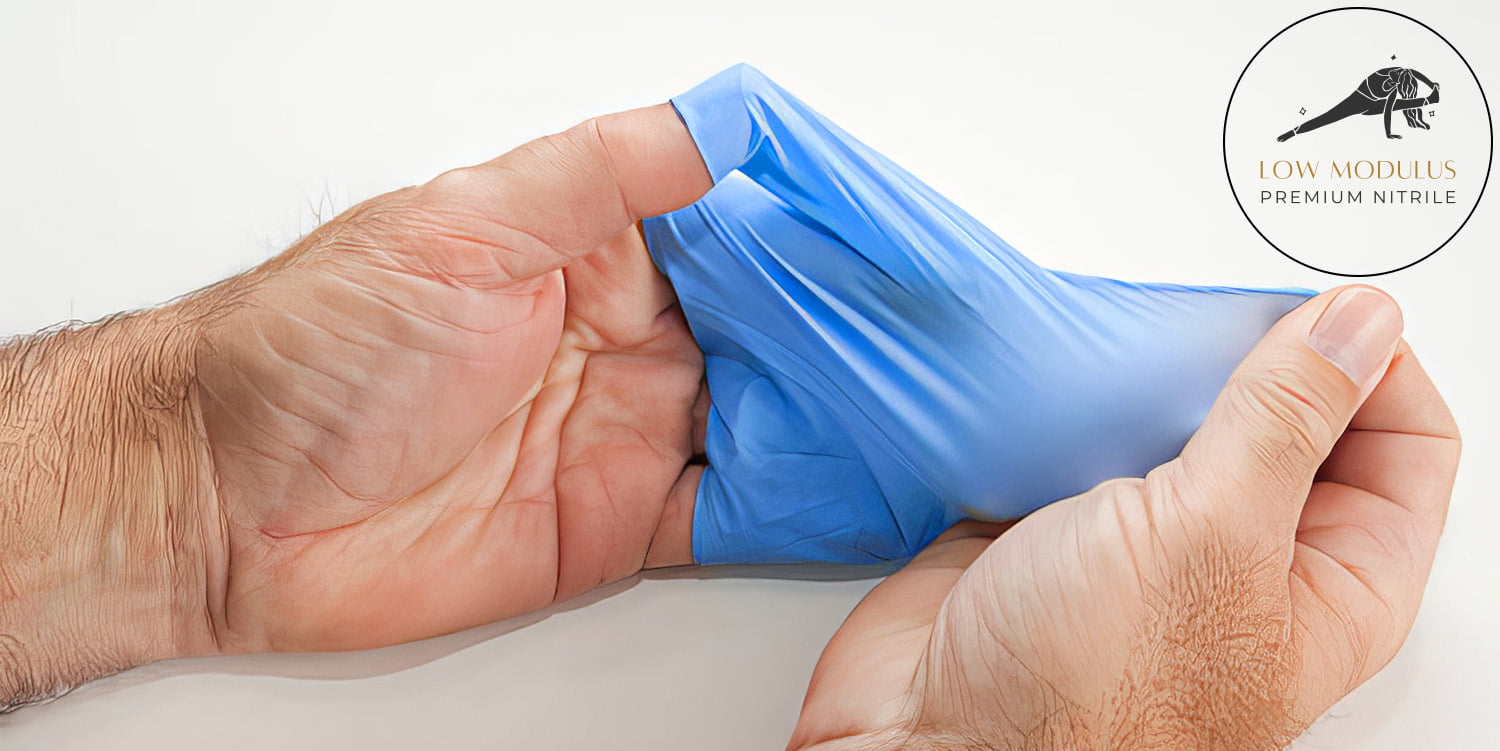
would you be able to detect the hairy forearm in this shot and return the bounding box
[0,305,219,712]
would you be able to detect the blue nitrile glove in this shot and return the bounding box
[642,64,1314,565]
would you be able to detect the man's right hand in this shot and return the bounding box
[787,287,1460,750]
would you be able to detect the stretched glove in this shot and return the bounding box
[642,64,1313,565]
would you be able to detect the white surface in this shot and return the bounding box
[0,0,1495,748]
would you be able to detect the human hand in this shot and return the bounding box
[787,287,1459,750]
[193,104,716,653]
[0,101,715,707]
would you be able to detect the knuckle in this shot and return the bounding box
[1090,476,1146,497]
[426,164,483,195]
[1224,365,1342,476]
[555,118,609,172]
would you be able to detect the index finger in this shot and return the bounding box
[1314,340,1462,522]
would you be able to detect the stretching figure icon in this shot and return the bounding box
[1278,66,1441,141]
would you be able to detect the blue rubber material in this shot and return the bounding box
[642,64,1314,565]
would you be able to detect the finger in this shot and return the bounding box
[1315,341,1460,521]
[1288,342,1460,710]
[1173,286,1404,531]
[1296,342,1460,629]
[786,521,1011,750]
[641,464,700,570]
[368,102,713,285]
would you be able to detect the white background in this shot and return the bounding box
[0,0,1494,748]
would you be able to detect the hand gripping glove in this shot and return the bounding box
[642,64,1313,565]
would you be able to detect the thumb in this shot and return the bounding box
[1173,285,1404,529]
[337,102,712,286]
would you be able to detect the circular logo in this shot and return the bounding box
[1225,8,1492,276]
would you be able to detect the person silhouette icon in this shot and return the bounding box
[1277,67,1440,141]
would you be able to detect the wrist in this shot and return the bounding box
[0,303,221,710]
[905,573,1307,751]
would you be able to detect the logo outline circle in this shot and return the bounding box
[1222,6,1493,277]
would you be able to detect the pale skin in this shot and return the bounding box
[789,292,1459,749]
[0,100,1460,750]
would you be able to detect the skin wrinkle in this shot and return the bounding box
[1298,516,1404,568]
[400,249,544,311]
[1312,475,1429,516]
[218,330,360,463]
[211,361,340,464]
[586,117,639,224]
[1285,569,1373,699]
[170,396,224,657]
[1292,541,1392,620]
[976,619,1071,734]
[1232,370,1331,478]
[225,265,525,521]
[526,330,588,603]
[270,344,408,491]
[1110,488,1150,588]
[0,309,216,713]
[638,477,678,570]
[316,270,495,360]
[338,262,552,339]
[254,313,367,407]
[464,219,573,284]
[561,271,667,352]
[276,328,395,402]
[286,443,380,522]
